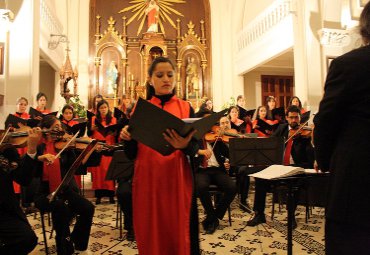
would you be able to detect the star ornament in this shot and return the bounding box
[118,0,186,36]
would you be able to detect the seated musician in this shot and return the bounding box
[0,128,41,254]
[34,115,95,255]
[195,116,237,234]
[247,105,314,228]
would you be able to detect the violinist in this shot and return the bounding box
[247,105,314,229]
[34,115,95,255]
[88,99,116,205]
[5,97,31,200]
[195,116,237,234]
[246,105,278,137]
[0,127,41,255]
[228,106,246,133]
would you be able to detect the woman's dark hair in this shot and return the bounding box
[288,96,303,109]
[360,2,370,44]
[39,115,58,129]
[36,92,47,101]
[146,57,176,99]
[61,105,75,121]
[95,100,113,125]
[228,106,239,116]
[265,96,276,108]
[62,104,74,114]
[92,94,104,111]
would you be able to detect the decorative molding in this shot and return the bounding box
[319,28,351,46]
[237,0,293,53]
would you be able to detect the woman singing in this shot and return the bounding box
[120,57,199,255]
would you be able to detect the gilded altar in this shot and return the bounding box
[90,0,210,110]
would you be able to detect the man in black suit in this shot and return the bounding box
[195,116,237,234]
[0,127,42,254]
[313,3,370,254]
[247,105,314,228]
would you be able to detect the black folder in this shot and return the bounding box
[86,110,95,120]
[94,119,119,137]
[256,119,279,135]
[29,107,58,118]
[238,106,255,120]
[61,122,87,137]
[128,98,227,155]
[113,107,127,120]
[5,114,40,128]
[300,111,311,124]
[272,107,285,119]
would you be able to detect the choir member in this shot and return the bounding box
[120,57,200,255]
[88,100,116,204]
[228,106,246,133]
[246,106,278,137]
[35,92,51,114]
[288,96,306,114]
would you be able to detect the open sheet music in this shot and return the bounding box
[249,165,306,180]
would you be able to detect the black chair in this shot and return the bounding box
[208,183,233,226]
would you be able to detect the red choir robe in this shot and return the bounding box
[133,96,193,255]
[88,116,116,191]
[36,107,51,114]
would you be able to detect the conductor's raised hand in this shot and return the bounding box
[163,129,197,149]
[120,125,132,141]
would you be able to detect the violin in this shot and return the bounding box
[204,126,246,143]
[0,126,64,148]
[286,124,313,144]
[54,134,122,152]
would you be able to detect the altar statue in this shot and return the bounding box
[145,0,159,33]
[106,61,118,96]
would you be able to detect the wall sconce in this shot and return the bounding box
[48,34,69,50]
[0,9,13,41]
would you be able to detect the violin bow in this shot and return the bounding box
[0,127,11,146]
[48,139,98,202]
[54,131,80,159]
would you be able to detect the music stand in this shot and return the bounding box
[105,150,134,181]
[105,150,134,240]
[229,137,284,167]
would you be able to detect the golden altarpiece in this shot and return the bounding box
[91,11,209,110]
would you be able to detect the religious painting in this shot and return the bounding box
[0,43,4,75]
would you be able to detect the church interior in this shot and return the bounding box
[0,0,367,254]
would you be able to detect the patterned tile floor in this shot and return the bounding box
[28,193,325,255]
